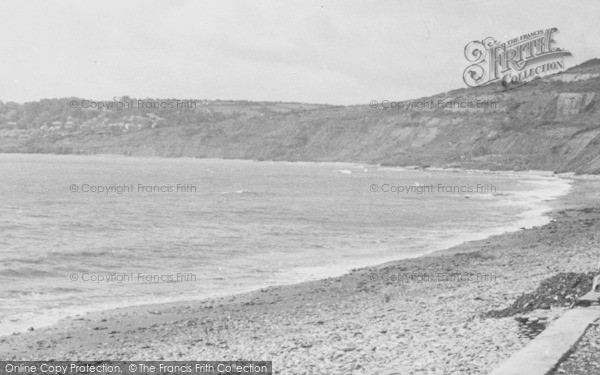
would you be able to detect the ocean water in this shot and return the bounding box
[0,154,571,335]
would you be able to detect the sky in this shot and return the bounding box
[1,0,599,105]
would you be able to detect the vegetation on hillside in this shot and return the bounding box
[1,60,600,174]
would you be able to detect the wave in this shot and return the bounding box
[47,249,112,258]
[219,189,270,196]
[0,268,55,278]
[6,287,83,296]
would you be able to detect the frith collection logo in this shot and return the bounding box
[463,27,572,87]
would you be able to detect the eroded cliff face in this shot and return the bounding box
[2,60,600,174]
[557,93,596,115]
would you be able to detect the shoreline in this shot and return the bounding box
[2,175,599,374]
[3,151,599,176]
[0,157,575,337]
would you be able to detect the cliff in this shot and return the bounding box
[1,60,600,174]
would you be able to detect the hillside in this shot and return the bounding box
[1,60,600,174]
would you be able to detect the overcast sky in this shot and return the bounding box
[1,0,598,105]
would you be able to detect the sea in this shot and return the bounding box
[0,154,572,335]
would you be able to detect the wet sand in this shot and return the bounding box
[2,177,600,375]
